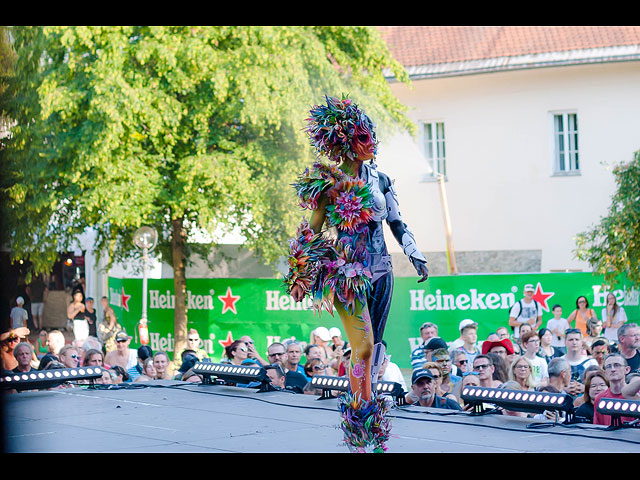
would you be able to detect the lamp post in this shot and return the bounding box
[133,226,158,344]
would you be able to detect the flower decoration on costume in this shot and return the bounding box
[304,95,378,163]
[282,219,333,297]
[292,162,347,210]
[325,179,374,235]
[321,241,372,314]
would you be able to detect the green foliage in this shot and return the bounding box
[575,150,640,285]
[0,26,412,276]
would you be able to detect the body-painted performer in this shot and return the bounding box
[284,95,428,452]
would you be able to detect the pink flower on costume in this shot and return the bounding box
[351,359,366,379]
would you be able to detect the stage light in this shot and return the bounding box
[461,385,575,420]
[595,397,640,428]
[192,362,269,389]
[0,367,106,392]
[310,375,406,404]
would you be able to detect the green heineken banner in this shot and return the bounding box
[108,272,639,369]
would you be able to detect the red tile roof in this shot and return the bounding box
[377,26,640,67]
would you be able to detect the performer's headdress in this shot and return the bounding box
[304,95,378,163]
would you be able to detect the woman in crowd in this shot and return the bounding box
[584,318,605,350]
[602,292,627,344]
[83,348,104,367]
[423,361,456,402]
[508,356,535,391]
[223,340,258,366]
[134,358,158,383]
[153,351,172,380]
[537,328,562,364]
[573,369,609,423]
[304,357,328,378]
[67,289,88,342]
[486,352,509,383]
[567,296,598,336]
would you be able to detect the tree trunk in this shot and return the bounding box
[171,217,188,363]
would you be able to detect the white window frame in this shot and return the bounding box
[551,111,580,175]
[420,120,447,181]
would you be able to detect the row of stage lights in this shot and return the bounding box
[1,367,106,391]
[3,362,639,428]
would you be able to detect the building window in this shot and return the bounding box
[422,121,446,178]
[553,112,579,173]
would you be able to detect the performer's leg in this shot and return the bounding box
[368,273,393,385]
[335,299,374,402]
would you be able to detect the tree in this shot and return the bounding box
[0,26,412,358]
[575,150,640,286]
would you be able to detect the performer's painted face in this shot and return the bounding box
[350,120,377,160]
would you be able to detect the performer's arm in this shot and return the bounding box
[290,195,329,302]
[379,172,428,283]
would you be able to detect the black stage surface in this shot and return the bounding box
[3,380,639,453]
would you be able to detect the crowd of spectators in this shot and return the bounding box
[2,282,639,429]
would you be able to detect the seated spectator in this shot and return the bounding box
[431,347,461,398]
[520,331,549,387]
[593,353,635,425]
[573,368,609,423]
[589,339,610,369]
[284,340,307,377]
[449,320,481,365]
[174,353,199,381]
[36,330,49,359]
[304,344,324,364]
[58,345,80,369]
[407,368,462,410]
[38,352,59,371]
[12,342,36,373]
[617,323,640,373]
[498,380,529,418]
[486,352,509,383]
[378,352,407,394]
[83,348,104,367]
[409,322,439,369]
[172,328,209,372]
[224,340,259,366]
[153,351,173,380]
[622,373,640,399]
[238,335,268,366]
[473,355,502,388]
[104,331,137,371]
[411,336,448,370]
[452,350,468,377]
[126,345,154,382]
[561,329,598,386]
[459,372,481,410]
[267,342,308,393]
[265,364,287,390]
[545,357,572,396]
[481,336,515,364]
[508,356,535,391]
[46,330,66,357]
[133,358,157,383]
[109,365,129,384]
[423,361,457,403]
[537,328,563,364]
[584,318,605,350]
[304,357,328,379]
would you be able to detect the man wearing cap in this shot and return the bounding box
[409,322,439,372]
[104,331,138,371]
[10,297,29,330]
[310,327,333,364]
[407,368,462,410]
[508,284,542,339]
[481,334,516,366]
[449,320,481,366]
[411,336,448,370]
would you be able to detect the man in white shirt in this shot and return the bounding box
[546,304,570,353]
[508,284,542,339]
[560,329,598,396]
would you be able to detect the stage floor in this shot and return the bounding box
[2,380,639,453]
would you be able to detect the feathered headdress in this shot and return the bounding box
[304,95,378,163]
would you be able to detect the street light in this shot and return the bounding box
[133,226,157,344]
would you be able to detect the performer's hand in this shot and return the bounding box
[412,259,429,283]
[291,284,305,302]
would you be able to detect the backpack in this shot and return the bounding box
[508,299,540,331]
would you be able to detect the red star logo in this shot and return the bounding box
[218,331,234,350]
[532,282,554,312]
[218,287,240,314]
[121,287,131,312]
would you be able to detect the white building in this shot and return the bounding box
[375,26,640,276]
